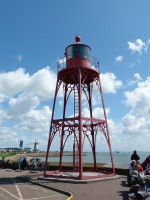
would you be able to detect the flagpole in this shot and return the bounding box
[15,140,23,172]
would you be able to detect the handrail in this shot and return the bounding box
[57,55,100,73]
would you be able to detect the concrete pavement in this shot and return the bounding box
[0,169,69,200]
[0,168,130,200]
[18,171,130,200]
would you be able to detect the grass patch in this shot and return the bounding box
[0,152,17,158]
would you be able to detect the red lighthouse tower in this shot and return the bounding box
[44,36,115,180]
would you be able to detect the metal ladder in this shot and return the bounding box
[74,85,79,117]
[74,85,79,169]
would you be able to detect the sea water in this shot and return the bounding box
[33,151,150,165]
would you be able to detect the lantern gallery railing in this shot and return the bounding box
[57,54,100,73]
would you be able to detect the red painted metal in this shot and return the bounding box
[44,37,115,180]
[75,35,81,43]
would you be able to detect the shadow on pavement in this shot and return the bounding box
[118,177,129,200]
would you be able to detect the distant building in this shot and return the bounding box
[24,147,32,153]
[0,147,20,152]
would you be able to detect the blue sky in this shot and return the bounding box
[0,0,150,152]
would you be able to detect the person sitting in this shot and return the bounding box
[127,160,137,186]
[128,160,137,175]
[2,157,5,168]
[131,150,140,161]
[22,157,29,170]
[136,160,143,172]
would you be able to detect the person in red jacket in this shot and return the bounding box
[136,160,143,172]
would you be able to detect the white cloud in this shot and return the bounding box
[0,66,149,152]
[127,73,142,86]
[82,107,110,119]
[0,67,58,102]
[0,107,8,122]
[0,68,29,100]
[8,95,40,117]
[127,39,145,54]
[110,76,150,150]
[134,73,142,81]
[16,54,23,61]
[81,73,122,108]
[105,75,150,151]
[124,76,150,111]
[0,66,59,124]
[0,127,19,147]
[93,107,110,118]
[17,106,52,133]
[0,67,57,147]
[25,67,58,101]
[129,63,136,68]
[100,73,122,93]
[115,56,123,62]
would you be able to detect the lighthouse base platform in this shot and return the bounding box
[40,171,118,183]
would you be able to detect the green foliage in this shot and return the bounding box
[0,152,16,158]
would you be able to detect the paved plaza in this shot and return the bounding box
[0,168,130,200]
[0,169,69,200]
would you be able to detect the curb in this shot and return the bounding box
[66,196,73,200]
[38,174,120,184]
[17,176,74,200]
